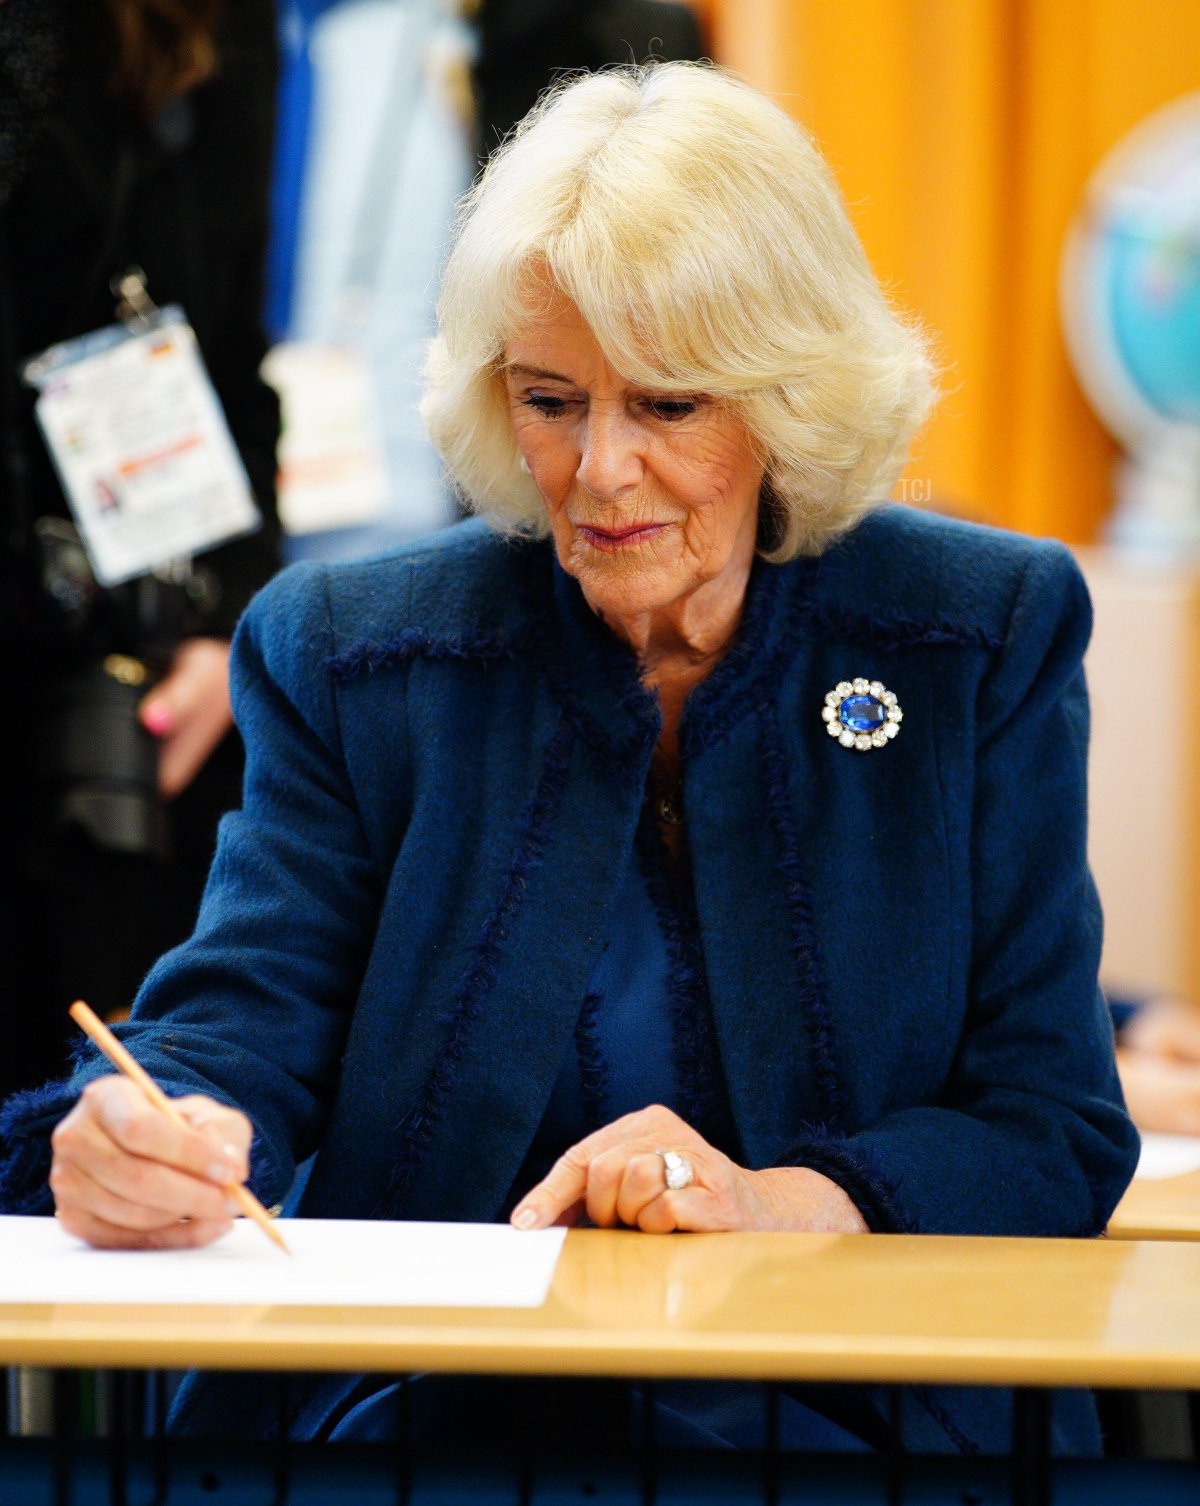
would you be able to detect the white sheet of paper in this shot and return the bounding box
[1135,1132,1200,1181]
[0,1217,566,1308]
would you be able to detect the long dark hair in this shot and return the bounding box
[102,0,227,120]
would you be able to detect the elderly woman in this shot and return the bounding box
[0,64,1136,1456]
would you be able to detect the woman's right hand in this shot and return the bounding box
[50,1076,253,1249]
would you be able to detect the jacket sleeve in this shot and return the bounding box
[785,543,1140,1236]
[0,563,383,1215]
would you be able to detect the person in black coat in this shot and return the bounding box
[0,0,281,1099]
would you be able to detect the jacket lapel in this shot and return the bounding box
[396,559,661,1221]
[686,716,833,1169]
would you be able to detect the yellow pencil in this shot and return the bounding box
[68,1000,290,1255]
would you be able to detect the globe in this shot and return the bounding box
[1061,92,1200,550]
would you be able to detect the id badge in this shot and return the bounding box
[22,306,262,587]
[260,341,387,535]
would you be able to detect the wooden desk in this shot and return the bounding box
[1109,1172,1200,1241]
[3,1229,1200,1392]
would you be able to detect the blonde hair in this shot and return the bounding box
[422,62,936,560]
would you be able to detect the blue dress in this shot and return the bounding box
[328,825,874,1453]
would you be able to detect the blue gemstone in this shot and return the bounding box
[838,694,886,734]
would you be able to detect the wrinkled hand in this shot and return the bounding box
[50,1076,253,1249]
[139,637,233,799]
[509,1104,867,1235]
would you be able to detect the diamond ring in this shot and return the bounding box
[655,1149,695,1192]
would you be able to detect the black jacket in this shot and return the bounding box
[1,0,281,640]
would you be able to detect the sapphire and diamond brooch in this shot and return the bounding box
[822,678,903,752]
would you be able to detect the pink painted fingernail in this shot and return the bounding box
[513,1207,540,1230]
[141,701,172,736]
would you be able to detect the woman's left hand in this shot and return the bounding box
[510,1104,868,1234]
[139,638,233,799]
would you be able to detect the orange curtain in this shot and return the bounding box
[695,0,1200,543]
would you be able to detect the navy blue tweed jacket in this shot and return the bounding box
[0,504,1138,1453]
